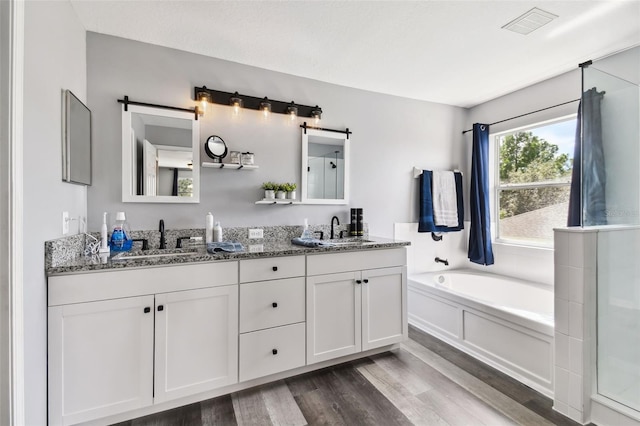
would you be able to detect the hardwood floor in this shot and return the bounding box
[116,326,582,426]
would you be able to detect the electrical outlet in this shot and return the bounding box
[62,211,70,235]
[248,228,264,239]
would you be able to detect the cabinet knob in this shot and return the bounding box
[355,280,362,284]
[272,349,278,355]
[272,266,278,272]
[144,307,151,313]
[272,302,278,308]
[363,279,369,284]
[157,305,164,312]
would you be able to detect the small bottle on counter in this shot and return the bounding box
[213,221,223,242]
[205,212,214,243]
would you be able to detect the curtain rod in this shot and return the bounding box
[461,98,580,135]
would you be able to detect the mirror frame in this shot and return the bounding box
[62,90,92,185]
[121,104,200,203]
[301,127,350,205]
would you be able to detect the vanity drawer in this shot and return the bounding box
[239,256,305,283]
[240,277,305,333]
[239,322,305,382]
[306,248,406,276]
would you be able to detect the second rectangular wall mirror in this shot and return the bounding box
[121,104,200,203]
[301,127,350,205]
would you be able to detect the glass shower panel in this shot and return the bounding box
[585,59,640,411]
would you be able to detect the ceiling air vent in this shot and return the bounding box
[502,7,558,35]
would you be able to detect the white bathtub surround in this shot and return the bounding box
[393,223,554,285]
[394,223,468,275]
[408,269,554,397]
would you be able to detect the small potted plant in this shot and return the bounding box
[275,183,287,199]
[262,182,276,199]
[285,182,297,200]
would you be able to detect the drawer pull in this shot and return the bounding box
[355,280,362,284]
[363,279,369,283]
[272,349,278,355]
[272,266,278,272]
[157,305,164,312]
[272,302,278,308]
[144,307,151,313]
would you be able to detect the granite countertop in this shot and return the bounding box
[46,236,410,276]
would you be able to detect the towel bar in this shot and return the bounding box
[413,167,463,178]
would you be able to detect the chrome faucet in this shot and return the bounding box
[435,257,449,266]
[330,216,340,239]
[159,219,166,249]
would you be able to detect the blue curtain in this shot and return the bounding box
[468,123,494,265]
[568,88,606,226]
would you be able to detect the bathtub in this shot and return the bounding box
[408,269,554,397]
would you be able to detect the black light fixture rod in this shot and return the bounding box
[117,97,199,120]
[300,122,352,139]
[194,86,320,118]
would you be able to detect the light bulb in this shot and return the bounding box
[260,97,271,119]
[229,92,243,116]
[287,102,298,121]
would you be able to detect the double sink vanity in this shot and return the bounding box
[46,231,409,425]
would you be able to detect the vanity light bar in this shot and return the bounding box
[117,96,200,120]
[194,86,322,119]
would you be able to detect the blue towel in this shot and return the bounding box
[418,170,464,233]
[207,242,245,253]
[291,238,333,248]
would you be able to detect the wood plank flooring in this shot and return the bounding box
[116,326,583,426]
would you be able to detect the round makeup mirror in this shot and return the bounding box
[204,135,228,162]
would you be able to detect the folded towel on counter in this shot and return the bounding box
[207,242,245,253]
[291,238,334,248]
[418,170,464,233]
[432,170,459,227]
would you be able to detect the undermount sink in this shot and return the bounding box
[112,248,201,261]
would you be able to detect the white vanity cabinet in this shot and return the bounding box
[48,295,155,426]
[47,261,238,426]
[306,248,407,365]
[238,256,306,382]
[154,285,238,403]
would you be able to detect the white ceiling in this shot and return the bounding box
[69,0,640,108]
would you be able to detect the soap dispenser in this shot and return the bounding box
[110,212,132,252]
[300,218,313,240]
[213,221,223,243]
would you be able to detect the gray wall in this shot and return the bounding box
[86,33,467,237]
[23,2,87,424]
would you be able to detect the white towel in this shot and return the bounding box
[432,171,459,227]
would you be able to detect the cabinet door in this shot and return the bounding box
[307,271,361,364]
[154,285,238,403]
[362,266,407,351]
[48,296,155,426]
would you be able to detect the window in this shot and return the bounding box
[495,116,576,246]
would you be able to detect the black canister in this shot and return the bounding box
[357,208,364,236]
[350,208,357,236]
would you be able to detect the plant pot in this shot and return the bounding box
[264,190,275,199]
[287,191,296,200]
[276,191,286,199]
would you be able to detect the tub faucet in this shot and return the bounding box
[435,257,449,266]
[159,219,166,249]
[330,216,340,239]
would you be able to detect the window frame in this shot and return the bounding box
[492,114,577,248]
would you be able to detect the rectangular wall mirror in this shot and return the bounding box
[62,90,92,185]
[301,127,350,205]
[121,104,200,203]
